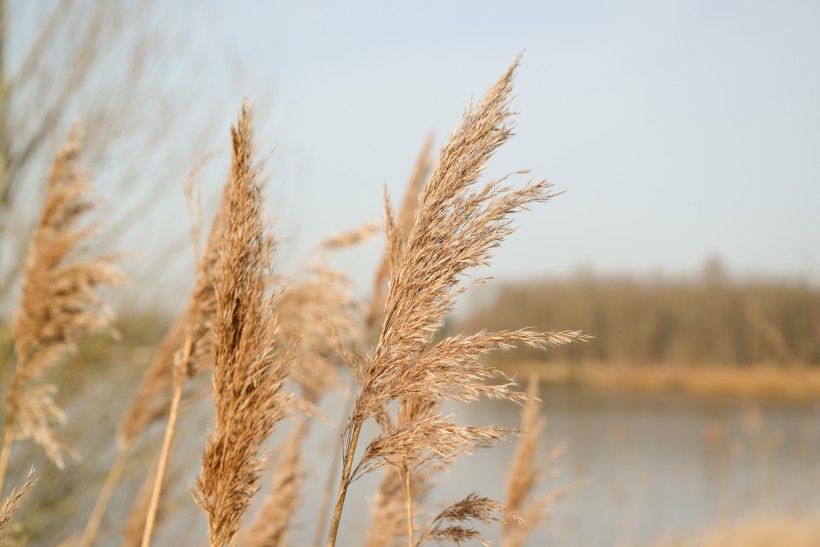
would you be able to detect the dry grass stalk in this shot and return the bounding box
[78,319,184,547]
[366,426,436,547]
[193,100,290,546]
[122,462,162,547]
[140,160,228,547]
[367,134,434,328]
[81,162,228,547]
[0,468,35,538]
[0,126,124,494]
[117,319,186,449]
[325,56,587,547]
[239,418,307,547]
[503,375,564,547]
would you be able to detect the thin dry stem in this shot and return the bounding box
[403,466,414,547]
[140,341,187,547]
[326,422,361,547]
[83,156,228,547]
[77,448,128,547]
[122,462,163,547]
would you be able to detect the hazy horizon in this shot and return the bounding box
[200,0,820,287]
[10,0,820,298]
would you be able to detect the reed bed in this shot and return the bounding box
[0,57,580,546]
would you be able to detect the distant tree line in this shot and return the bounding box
[460,270,820,367]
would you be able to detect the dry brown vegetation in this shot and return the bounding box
[0,57,583,546]
[460,273,820,398]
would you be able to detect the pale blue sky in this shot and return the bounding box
[191,0,818,286]
[14,0,820,296]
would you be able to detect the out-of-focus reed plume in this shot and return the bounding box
[503,375,564,547]
[0,127,124,495]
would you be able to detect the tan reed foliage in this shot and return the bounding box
[365,135,436,547]
[367,134,434,328]
[503,375,564,547]
[319,220,382,251]
[416,494,516,547]
[277,262,363,403]
[366,466,410,547]
[365,398,438,547]
[77,319,183,547]
[240,418,307,547]
[0,468,35,536]
[193,100,290,546]
[325,56,588,547]
[0,126,124,494]
[274,229,375,547]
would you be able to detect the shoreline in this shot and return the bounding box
[510,361,820,402]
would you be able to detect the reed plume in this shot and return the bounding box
[0,468,34,537]
[503,375,564,547]
[416,494,515,547]
[366,466,411,547]
[326,56,588,547]
[367,134,433,328]
[277,261,363,403]
[0,126,124,495]
[193,100,290,546]
[320,220,382,252]
[366,135,436,547]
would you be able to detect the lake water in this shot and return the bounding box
[288,387,820,547]
[140,384,820,547]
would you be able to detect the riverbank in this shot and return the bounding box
[512,361,820,401]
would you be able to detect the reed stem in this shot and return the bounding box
[403,465,414,547]
[325,421,361,547]
[141,335,191,547]
[78,445,130,547]
[0,376,21,497]
[313,379,356,547]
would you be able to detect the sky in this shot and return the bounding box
[186,0,818,286]
[12,0,820,297]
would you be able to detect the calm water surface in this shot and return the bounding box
[289,388,820,546]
